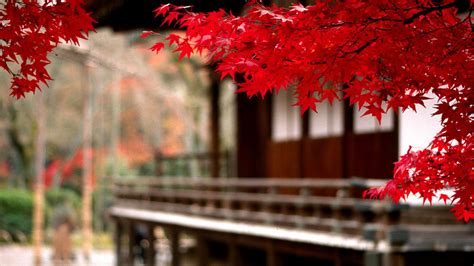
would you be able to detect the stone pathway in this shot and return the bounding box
[0,245,114,266]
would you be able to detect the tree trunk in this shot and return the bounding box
[82,63,93,261]
[33,92,45,265]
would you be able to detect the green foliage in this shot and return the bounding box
[45,187,81,229]
[0,187,84,243]
[92,186,113,232]
[103,157,138,177]
[60,182,82,196]
[0,189,33,237]
[137,161,156,176]
[45,187,81,212]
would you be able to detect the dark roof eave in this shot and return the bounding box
[84,0,246,31]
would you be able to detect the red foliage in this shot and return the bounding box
[61,148,94,178]
[149,1,473,221]
[0,0,94,98]
[43,159,61,188]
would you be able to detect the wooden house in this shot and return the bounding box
[84,1,474,265]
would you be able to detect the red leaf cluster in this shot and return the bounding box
[150,1,473,221]
[0,0,94,98]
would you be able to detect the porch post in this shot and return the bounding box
[115,220,124,266]
[197,236,209,266]
[266,241,277,266]
[228,239,240,266]
[127,221,135,266]
[170,227,181,266]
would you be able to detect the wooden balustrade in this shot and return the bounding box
[154,151,232,177]
[112,177,408,244]
[111,177,474,266]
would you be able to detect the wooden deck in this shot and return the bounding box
[110,177,474,266]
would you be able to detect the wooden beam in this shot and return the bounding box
[85,0,247,31]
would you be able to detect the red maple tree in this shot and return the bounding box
[1,0,472,221]
[148,1,473,221]
[0,0,94,98]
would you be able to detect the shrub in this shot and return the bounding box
[0,189,33,237]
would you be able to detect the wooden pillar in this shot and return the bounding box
[115,220,124,266]
[127,221,135,266]
[334,249,342,266]
[300,111,310,177]
[302,110,310,138]
[145,224,156,266]
[393,111,400,160]
[364,251,382,266]
[197,236,209,266]
[382,252,405,266]
[209,70,220,178]
[266,241,277,266]
[169,227,180,266]
[228,239,240,266]
[342,97,354,178]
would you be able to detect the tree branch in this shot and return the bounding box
[403,2,458,24]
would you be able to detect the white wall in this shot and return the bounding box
[309,100,343,138]
[272,89,302,141]
[398,93,442,156]
[353,104,394,134]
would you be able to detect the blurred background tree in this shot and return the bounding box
[0,28,236,240]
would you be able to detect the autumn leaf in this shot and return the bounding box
[150,42,165,53]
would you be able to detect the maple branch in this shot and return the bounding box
[403,1,458,24]
[341,38,379,56]
[469,8,473,32]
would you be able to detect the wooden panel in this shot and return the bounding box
[302,137,343,178]
[237,94,270,177]
[346,132,398,179]
[265,137,343,179]
[266,140,301,177]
